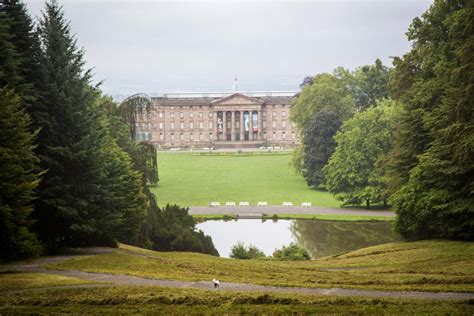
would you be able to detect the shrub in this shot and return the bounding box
[272,243,310,260]
[230,242,266,259]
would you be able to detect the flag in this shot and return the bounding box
[232,76,237,91]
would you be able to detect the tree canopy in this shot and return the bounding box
[324,100,400,207]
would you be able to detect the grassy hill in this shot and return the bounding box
[152,152,341,207]
[1,240,473,314]
[45,240,474,293]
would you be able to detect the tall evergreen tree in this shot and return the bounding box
[390,0,474,240]
[29,1,146,249]
[0,89,42,262]
[0,8,41,262]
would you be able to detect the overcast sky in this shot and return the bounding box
[25,0,432,97]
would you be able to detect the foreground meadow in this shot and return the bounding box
[44,240,474,293]
[152,152,341,207]
[1,285,471,315]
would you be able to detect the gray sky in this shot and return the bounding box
[25,0,432,97]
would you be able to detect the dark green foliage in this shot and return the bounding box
[302,111,342,187]
[230,242,265,259]
[0,11,20,87]
[26,1,147,250]
[390,0,474,240]
[148,204,218,256]
[337,59,391,112]
[0,89,42,262]
[325,100,400,207]
[272,243,310,260]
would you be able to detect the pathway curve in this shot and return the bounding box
[9,250,474,301]
[189,205,395,217]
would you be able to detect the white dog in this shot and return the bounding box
[212,278,220,290]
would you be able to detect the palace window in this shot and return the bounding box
[159,112,163,118]
[171,133,174,141]
[209,112,213,118]
[292,131,296,139]
[209,121,213,129]
[180,133,184,141]
[170,122,175,130]
[282,111,286,117]
[159,122,163,130]
[282,121,286,128]
[189,112,193,118]
[199,133,203,140]
[263,121,267,128]
[180,122,184,130]
[190,121,194,129]
[272,121,276,128]
[272,111,276,117]
[262,111,267,119]
[199,112,203,118]
[147,133,152,141]
[199,121,203,129]
[159,133,163,140]
[272,132,276,139]
[170,112,174,119]
[190,133,194,141]
[209,133,213,140]
[282,132,286,139]
[180,112,184,118]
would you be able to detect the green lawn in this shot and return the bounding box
[152,152,341,208]
[193,213,394,221]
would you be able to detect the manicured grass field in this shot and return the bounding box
[152,152,341,208]
[46,241,474,293]
[193,213,394,221]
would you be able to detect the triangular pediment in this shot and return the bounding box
[211,93,264,105]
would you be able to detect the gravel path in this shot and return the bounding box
[189,205,395,217]
[9,250,474,301]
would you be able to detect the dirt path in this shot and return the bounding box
[9,250,474,301]
[188,205,395,217]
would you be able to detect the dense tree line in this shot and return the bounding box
[0,0,217,262]
[292,0,473,241]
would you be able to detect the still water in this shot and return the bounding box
[196,219,399,258]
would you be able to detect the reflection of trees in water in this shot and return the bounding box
[290,220,399,259]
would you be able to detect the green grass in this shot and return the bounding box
[45,240,474,293]
[152,151,341,207]
[0,272,100,292]
[193,213,394,221]
[1,286,471,315]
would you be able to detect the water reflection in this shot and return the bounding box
[290,220,399,259]
[196,219,399,259]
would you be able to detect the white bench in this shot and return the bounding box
[257,201,268,207]
[239,201,250,207]
[301,202,312,207]
[169,147,181,151]
[209,202,220,207]
[226,201,236,207]
[282,202,293,207]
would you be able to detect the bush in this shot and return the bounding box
[272,243,310,260]
[230,242,266,259]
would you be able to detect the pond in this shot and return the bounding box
[196,219,399,258]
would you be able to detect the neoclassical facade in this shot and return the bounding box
[135,92,298,148]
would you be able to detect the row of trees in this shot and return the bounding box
[0,0,217,262]
[292,0,473,240]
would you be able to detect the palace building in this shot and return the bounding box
[135,91,299,148]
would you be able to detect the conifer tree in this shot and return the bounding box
[0,9,42,262]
